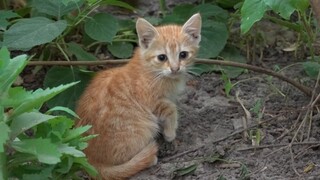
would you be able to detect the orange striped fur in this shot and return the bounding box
[76,13,202,180]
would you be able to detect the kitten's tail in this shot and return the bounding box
[101,141,158,180]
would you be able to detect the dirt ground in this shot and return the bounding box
[131,62,320,180]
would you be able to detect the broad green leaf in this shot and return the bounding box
[84,13,119,43]
[3,17,67,50]
[22,173,48,180]
[264,0,295,19]
[188,64,217,76]
[0,152,6,179]
[62,0,83,6]
[47,106,79,119]
[11,138,62,164]
[10,82,79,118]
[217,0,242,8]
[198,23,228,58]
[174,164,197,176]
[32,0,84,18]
[191,4,228,22]
[44,67,94,110]
[67,42,97,61]
[0,47,10,75]
[162,4,194,24]
[0,10,20,30]
[161,4,228,58]
[302,61,320,79]
[101,0,135,11]
[108,42,133,58]
[74,157,98,177]
[0,54,28,96]
[220,46,246,78]
[0,122,10,152]
[10,112,57,139]
[290,0,309,12]
[63,125,91,142]
[58,144,85,157]
[241,0,269,34]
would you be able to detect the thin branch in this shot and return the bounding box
[27,59,129,66]
[237,141,320,151]
[27,58,315,97]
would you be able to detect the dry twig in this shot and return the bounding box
[27,58,315,97]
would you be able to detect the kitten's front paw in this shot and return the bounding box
[164,131,176,142]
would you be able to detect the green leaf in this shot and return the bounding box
[46,106,79,119]
[74,157,98,177]
[162,4,195,24]
[44,67,93,110]
[11,138,62,164]
[10,82,79,118]
[241,0,269,34]
[264,0,295,19]
[191,4,228,22]
[222,73,233,97]
[290,0,309,12]
[58,144,85,157]
[302,61,320,79]
[174,164,197,177]
[0,53,28,96]
[220,46,246,78]
[198,22,228,58]
[161,4,228,58]
[101,0,135,11]
[0,47,10,75]
[56,156,73,173]
[0,122,10,152]
[32,0,84,18]
[63,125,91,142]
[67,42,97,61]
[84,13,119,43]
[49,117,74,137]
[108,42,133,58]
[250,98,262,115]
[0,10,20,30]
[3,17,67,50]
[10,112,57,139]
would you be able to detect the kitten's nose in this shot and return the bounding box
[170,66,180,74]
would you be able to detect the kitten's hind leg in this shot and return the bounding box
[153,99,178,142]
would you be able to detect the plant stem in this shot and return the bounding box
[159,0,167,15]
[265,15,302,32]
[56,42,71,62]
[300,11,315,60]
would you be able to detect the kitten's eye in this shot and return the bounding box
[157,54,167,62]
[179,51,188,60]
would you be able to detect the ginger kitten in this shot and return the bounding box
[76,13,202,180]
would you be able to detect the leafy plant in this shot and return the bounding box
[240,0,319,77]
[0,47,97,179]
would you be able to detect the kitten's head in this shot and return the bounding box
[136,13,202,78]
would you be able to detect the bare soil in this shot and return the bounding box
[131,62,320,180]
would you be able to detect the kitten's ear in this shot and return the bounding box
[182,13,202,44]
[136,18,159,49]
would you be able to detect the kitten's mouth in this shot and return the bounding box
[167,72,184,79]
